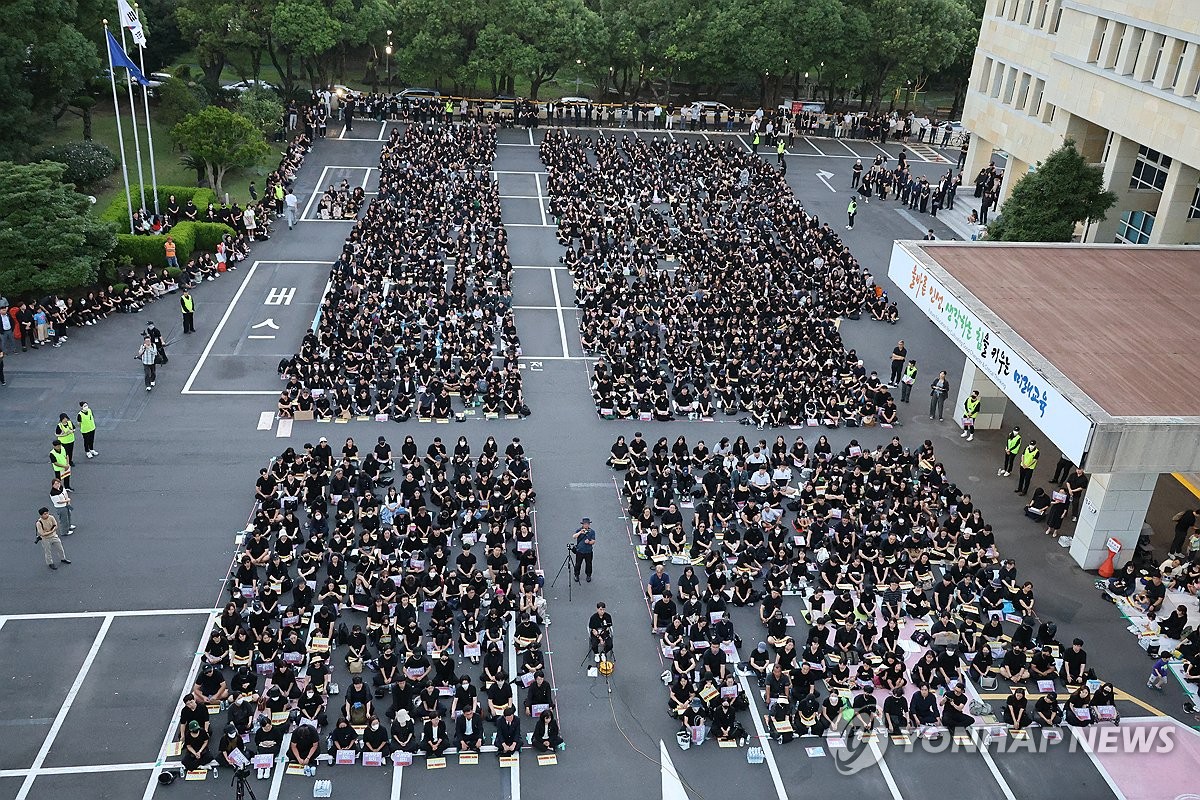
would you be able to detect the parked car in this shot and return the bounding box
[399,87,441,100]
[145,72,172,94]
[558,96,591,105]
[684,100,732,118]
[221,79,278,94]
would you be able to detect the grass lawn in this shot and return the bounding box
[41,96,283,220]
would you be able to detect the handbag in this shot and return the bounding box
[348,658,364,674]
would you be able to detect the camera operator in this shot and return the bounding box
[588,601,614,662]
[572,517,596,583]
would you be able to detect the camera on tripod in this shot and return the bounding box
[567,542,578,553]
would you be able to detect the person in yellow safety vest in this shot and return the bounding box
[900,360,917,403]
[961,390,981,441]
[77,401,98,458]
[55,413,76,466]
[50,439,72,490]
[274,183,285,217]
[445,99,454,119]
[180,290,196,335]
[998,426,1021,477]
[1016,440,1040,496]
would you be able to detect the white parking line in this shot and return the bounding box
[869,740,905,800]
[390,764,404,799]
[838,138,861,156]
[734,659,790,800]
[0,608,213,622]
[16,616,113,800]
[803,136,827,157]
[534,173,548,227]
[548,271,571,359]
[0,761,180,778]
[300,165,329,220]
[361,167,374,189]
[378,120,388,140]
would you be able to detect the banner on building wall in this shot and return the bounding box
[887,243,1094,463]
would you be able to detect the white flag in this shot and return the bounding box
[117,0,147,47]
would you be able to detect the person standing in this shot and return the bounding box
[1065,467,1088,522]
[998,426,1021,476]
[846,198,858,230]
[164,235,178,270]
[55,412,76,466]
[50,477,75,534]
[180,290,196,334]
[888,340,908,386]
[851,159,863,188]
[77,401,98,458]
[50,439,72,490]
[0,340,6,386]
[900,359,917,402]
[138,335,159,391]
[1171,507,1199,556]
[928,371,949,421]
[961,390,980,441]
[572,517,596,583]
[35,507,70,570]
[1016,440,1040,495]
[1050,453,1073,485]
[285,188,298,230]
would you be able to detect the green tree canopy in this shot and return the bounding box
[986,140,1118,242]
[0,0,101,160]
[171,106,272,196]
[0,161,116,296]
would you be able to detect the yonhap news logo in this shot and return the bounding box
[830,722,1175,773]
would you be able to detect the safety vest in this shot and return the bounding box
[78,408,96,434]
[904,363,917,381]
[445,100,454,114]
[56,419,75,445]
[274,185,285,201]
[1021,447,1039,470]
[50,447,69,472]
[1005,433,1021,454]
[164,240,176,258]
[964,396,981,418]
[182,294,194,312]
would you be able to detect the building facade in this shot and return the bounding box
[962,0,1200,244]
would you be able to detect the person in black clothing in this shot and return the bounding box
[572,517,596,582]
[1171,508,1199,555]
[524,671,554,716]
[883,687,909,734]
[531,709,563,752]
[1060,638,1088,685]
[588,602,613,661]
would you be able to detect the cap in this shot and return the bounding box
[581,517,591,524]
[187,720,201,732]
[756,642,767,653]
[319,436,328,442]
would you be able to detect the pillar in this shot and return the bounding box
[996,156,1028,207]
[1068,472,1156,570]
[1086,133,1141,243]
[963,133,996,189]
[1148,160,1200,244]
[953,357,1008,432]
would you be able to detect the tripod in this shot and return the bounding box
[232,767,258,800]
[581,641,614,694]
[549,546,574,602]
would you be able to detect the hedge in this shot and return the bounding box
[100,184,219,226]
[103,186,232,269]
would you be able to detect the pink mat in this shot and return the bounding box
[1091,719,1200,800]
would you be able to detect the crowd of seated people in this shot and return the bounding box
[173,435,561,778]
[540,129,890,427]
[608,431,1127,745]
[315,179,368,220]
[279,122,527,422]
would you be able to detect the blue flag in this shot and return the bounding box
[106,30,148,86]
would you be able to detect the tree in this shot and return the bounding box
[986,140,1118,242]
[0,161,116,296]
[270,0,343,91]
[175,0,239,94]
[171,106,272,196]
[0,0,101,160]
[238,87,285,138]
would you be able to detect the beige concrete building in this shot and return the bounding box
[962,0,1200,244]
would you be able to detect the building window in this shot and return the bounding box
[1129,145,1173,191]
[991,63,1006,97]
[1036,0,1049,29]
[1168,42,1187,89]
[1016,73,1032,110]
[1107,23,1127,70]
[996,0,1007,17]
[1031,78,1046,117]
[1023,0,1034,24]
[1125,28,1145,75]
[1052,0,1063,33]
[1148,34,1167,83]
[1003,67,1018,104]
[1115,210,1155,244]
[1189,183,1200,219]
[1089,18,1107,62]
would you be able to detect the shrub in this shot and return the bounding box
[191,221,233,252]
[100,185,219,225]
[166,266,183,279]
[111,282,128,294]
[34,141,117,188]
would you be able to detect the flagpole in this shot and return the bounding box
[133,3,159,216]
[104,20,135,234]
[118,20,147,214]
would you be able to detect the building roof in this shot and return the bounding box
[915,243,1200,418]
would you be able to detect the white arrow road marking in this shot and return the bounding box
[816,170,837,192]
